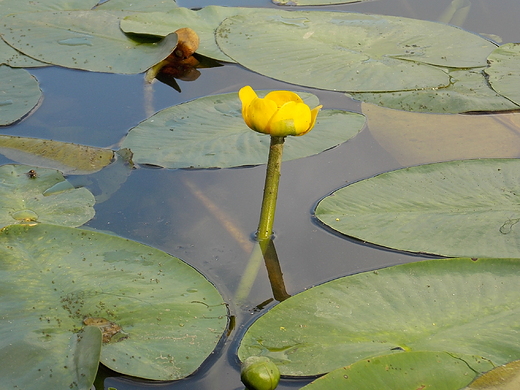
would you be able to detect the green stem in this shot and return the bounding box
[256,136,285,240]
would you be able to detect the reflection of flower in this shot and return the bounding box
[239,86,322,137]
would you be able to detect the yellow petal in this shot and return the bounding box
[266,101,312,136]
[301,105,323,136]
[264,90,303,107]
[247,97,278,134]
[239,86,258,127]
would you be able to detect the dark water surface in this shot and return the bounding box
[5,0,520,388]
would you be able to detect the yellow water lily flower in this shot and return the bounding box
[239,86,322,137]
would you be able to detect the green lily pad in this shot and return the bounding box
[464,359,520,389]
[120,91,365,168]
[0,223,228,385]
[0,10,178,74]
[0,164,95,228]
[302,351,495,390]
[0,0,101,67]
[120,6,279,62]
[315,158,520,258]
[349,68,520,113]
[0,66,42,125]
[0,135,114,174]
[216,10,496,92]
[95,0,178,11]
[485,43,520,106]
[238,258,520,376]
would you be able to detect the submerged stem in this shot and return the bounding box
[256,136,285,241]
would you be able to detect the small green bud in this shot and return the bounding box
[241,356,280,390]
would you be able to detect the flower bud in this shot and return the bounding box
[240,356,280,390]
[239,86,322,137]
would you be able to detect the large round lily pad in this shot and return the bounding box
[0,223,228,387]
[302,351,495,390]
[238,258,520,376]
[0,66,42,125]
[315,158,520,258]
[120,91,365,168]
[485,43,520,106]
[0,164,95,228]
[0,0,100,67]
[216,10,496,92]
[0,10,178,74]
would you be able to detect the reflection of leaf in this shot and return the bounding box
[464,359,520,390]
[303,351,494,390]
[363,102,520,165]
[0,164,95,228]
[350,68,519,113]
[0,11,178,74]
[486,43,520,106]
[216,10,496,92]
[120,91,365,168]
[0,223,228,384]
[0,66,42,126]
[315,159,520,258]
[0,135,114,174]
[239,258,520,376]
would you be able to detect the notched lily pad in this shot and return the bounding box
[0,223,228,385]
[0,10,179,74]
[0,164,95,228]
[120,91,365,168]
[485,43,520,106]
[0,65,42,125]
[350,68,520,113]
[216,10,496,92]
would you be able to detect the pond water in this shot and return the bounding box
[4,0,520,389]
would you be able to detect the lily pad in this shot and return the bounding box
[95,0,178,12]
[465,359,520,390]
[349,68,520,113]
[315,158,520,258]
[305,352,494,390]
[0,10,179,74]
[0,164,95,228]
[0,66,42,125]
[238,258,520,376]
[0,0,101,67]
[0,135,114,174]
[120,6,279,62]
[0,223,228,385]
[216,10,496,92]
[485,43,520,106]
[120,91,365,168]
[302,351,495,390]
